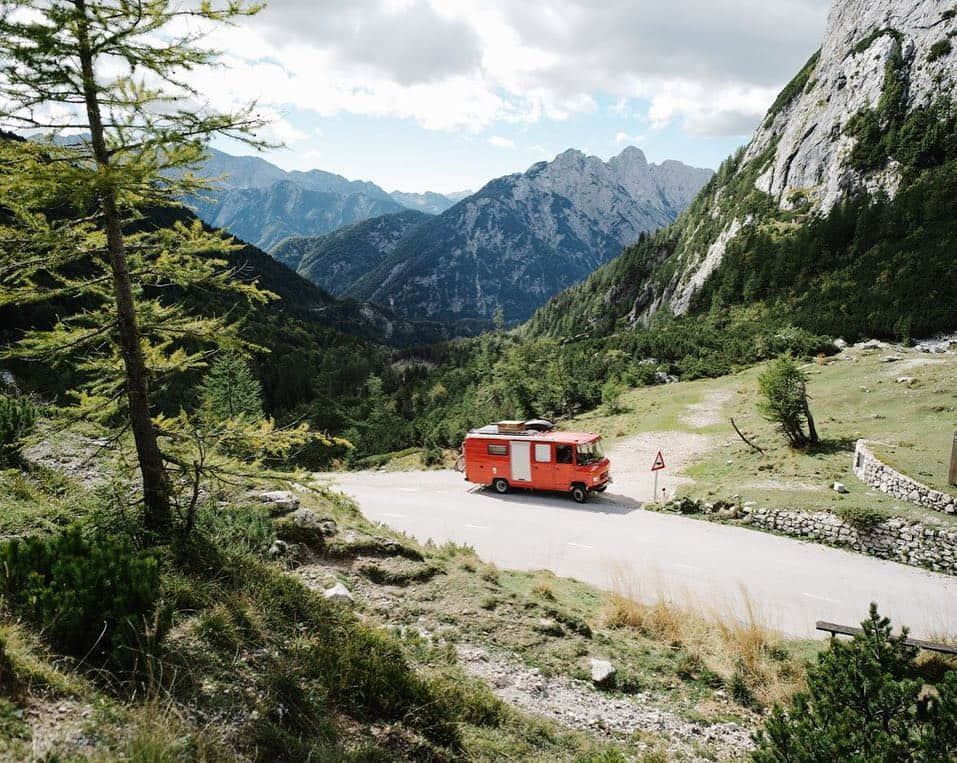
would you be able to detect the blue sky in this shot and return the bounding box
[204,1,830,194]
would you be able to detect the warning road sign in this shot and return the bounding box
[651,451,666,471]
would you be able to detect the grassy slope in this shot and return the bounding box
[0,440,823,761]
[568,343,957,525]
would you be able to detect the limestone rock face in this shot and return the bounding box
[750,0,951,213]
[662,0,956,314]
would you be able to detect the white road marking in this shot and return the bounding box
[465,523,490,530]
[379,512,407,519]
[567,542,594,550]
[673,563,701,572]
[802,592,840,604]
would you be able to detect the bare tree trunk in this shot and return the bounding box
[75,0,171,535]
[800,380,820,445]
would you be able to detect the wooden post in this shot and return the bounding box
[949,430,957,487]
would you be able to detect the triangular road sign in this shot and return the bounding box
[651,451,666,471]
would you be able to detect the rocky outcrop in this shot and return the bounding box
[745,507,957,575]
[749,0,953,213]
[664,0,956,314]
[853,440,957,515]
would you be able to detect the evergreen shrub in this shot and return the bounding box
[0,528,166,673]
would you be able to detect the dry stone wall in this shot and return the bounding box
[744,507,957,575]
[853,440,957,515]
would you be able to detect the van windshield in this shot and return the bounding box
[576,440,605,465]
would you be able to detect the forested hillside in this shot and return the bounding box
[273,209,431,295]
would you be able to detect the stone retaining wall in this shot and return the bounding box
[745,507,957,575]
[853,440,957,515]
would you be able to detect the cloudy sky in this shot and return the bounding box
[201,0,830,193]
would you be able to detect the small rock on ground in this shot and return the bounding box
[258,490,300,511]
[323,582,354,604]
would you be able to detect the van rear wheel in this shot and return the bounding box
[571,485,587,503]
[492,478,509,494]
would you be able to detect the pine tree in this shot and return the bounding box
[0,0,269,536]
[753,604,957,762]
[757,355,819,448]
[199,352,264,422]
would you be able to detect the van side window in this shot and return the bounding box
[534,444,551,462]
[556,445,573,464]
[487,443,508,456]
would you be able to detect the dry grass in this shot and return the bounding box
[531,581,556,600]
[605,573,806,709]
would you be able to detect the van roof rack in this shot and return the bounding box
[469,419,555,436]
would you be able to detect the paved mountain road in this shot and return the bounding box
[324,461,957,639]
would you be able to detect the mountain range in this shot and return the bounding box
[189,148,465,249]
[274,147,712,325]
[526,0,957,342]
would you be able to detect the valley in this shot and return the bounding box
[2,0,957,760]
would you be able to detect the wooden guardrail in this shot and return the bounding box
[816,621,957,656]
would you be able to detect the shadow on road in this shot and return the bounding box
[471,486,643,515]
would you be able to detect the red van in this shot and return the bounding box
[462,422,611,502]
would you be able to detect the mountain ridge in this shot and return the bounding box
[189,148,458,249]
[292,147,712,326]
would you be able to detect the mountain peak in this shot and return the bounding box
[612,145,648,164]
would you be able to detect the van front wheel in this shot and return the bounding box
[492,478,509,494]
[571,485,588,503]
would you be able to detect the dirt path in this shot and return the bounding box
[681,388,735,430]
[607,430,713,502]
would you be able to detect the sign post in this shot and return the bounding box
[949,430,957,488]
[651,450,666,502]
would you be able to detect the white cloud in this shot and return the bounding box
[487,135,515,149]
[614,131,645,145]
[157,0,829,144]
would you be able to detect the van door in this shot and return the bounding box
[510,440,532,483]
[553,443,575,492]
[531,442,554,490]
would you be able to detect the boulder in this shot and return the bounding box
[833,338,848,350]
[832,482,849,494]
[268,539,289,558]
[258,490,299,511]
[896,376,915,385]
[879,355,902,363]
[290,508,323,529]
[589,658,616,686]
[323,582,354,604]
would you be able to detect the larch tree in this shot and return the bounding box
[0,0,278,536]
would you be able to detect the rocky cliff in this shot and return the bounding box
[666,0,957,313]
[527,0,957,341]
